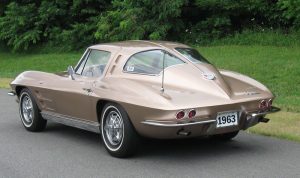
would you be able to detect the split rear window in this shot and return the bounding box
[124,50,185,75]
[175,48,210,64]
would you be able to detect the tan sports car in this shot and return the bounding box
[9,40,280,157]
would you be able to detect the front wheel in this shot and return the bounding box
[101,103,139,158]
[19,88,47,132]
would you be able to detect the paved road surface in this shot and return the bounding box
[0,89,299,178]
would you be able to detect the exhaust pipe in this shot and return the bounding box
[259,117,270,123]
[177,128,191,136]
[7,91,15,96]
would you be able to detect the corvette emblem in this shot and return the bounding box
[203,73,215,80]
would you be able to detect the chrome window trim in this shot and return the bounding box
[75,49,91,74]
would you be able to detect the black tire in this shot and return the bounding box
[211,131,239,141]
[100,103,139,158]
[19,88,47,132]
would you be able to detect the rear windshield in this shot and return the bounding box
[123,50,185,75]
[175,48,210,64]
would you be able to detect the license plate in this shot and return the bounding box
[216,111,238,128]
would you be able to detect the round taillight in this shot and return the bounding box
[188,109,196,118]
[176,110,185,119]
[267,99,273,108]
[259,100,268,110]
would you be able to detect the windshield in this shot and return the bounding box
[175,48,210,64]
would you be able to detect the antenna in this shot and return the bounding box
[160,51,166,93]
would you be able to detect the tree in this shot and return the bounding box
[95,0,187,41]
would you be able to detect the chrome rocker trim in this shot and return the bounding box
[141,118,215,127]
[41,111,100,133]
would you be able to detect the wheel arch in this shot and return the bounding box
[15,86,43,111]
[96,99,109,123]
[96,100,126,122]
[96,99,135,126]
[15,85,27,97]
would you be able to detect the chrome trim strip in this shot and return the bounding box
[141,119,215,127]
[41,111,100,133]
[7,91,15,96]
[249,106,281,117]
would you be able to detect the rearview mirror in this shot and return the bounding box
[67,66,75,80]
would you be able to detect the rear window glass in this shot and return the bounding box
[175,48,210,64]
[124,50,184,75]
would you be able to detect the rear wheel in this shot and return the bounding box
[211,131,239,141]
[19,88,47,132]
[101,103,139,158]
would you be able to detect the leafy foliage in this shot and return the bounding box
[0,2,41,51]
[0,0,300,51]
[0,0,109,51]
[95,0,187,41]
[278,0,300,28]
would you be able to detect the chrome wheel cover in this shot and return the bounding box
[104,110,124,146]
[20,93,34,127]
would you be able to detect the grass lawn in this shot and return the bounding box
[198,46,300,112]
[0,78,12,88]
[0,45,299,142]
[0,52,81,78]
[249,111,300,142]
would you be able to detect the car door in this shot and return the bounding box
[52,49,111,122]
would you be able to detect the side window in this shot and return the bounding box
[81,50,111,77]
[124,50,184,75]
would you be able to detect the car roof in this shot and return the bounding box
[89,40,190,52]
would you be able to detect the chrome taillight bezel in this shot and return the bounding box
[176,110,185,120]
[267,99,273,108]
[259,100,268,110]
[188,109,196,118]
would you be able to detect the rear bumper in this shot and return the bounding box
[139,106,280,139]
[141,118,216,127]
[248,106,280,117]
[243,106,280,129]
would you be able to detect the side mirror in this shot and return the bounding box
[67,66,75,80]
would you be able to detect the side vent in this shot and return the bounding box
[110,65,116,74]
[115,55,122,63]
[110,55,122,74]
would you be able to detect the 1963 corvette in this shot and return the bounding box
[9,40,280,157]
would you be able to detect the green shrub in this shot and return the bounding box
[278,0,300,29]
[0,0,300,51]
[95,0,187,41]
[0,0,109,51]
[0,2,42,51]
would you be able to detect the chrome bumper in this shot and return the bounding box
[248,106,281,117]
[141,106,281,128]
[243,106,281,129]
[141,118,215,127]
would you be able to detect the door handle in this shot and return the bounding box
[82,88,92,93]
